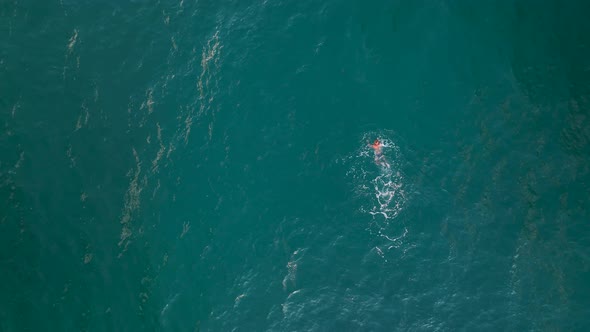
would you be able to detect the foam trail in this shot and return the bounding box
[370,170,405,220]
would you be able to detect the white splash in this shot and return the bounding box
[346,134,407,222]
[342,133,410,258]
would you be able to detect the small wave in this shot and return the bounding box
[67,29,78,53]
[183,29,223,145]
[282,248,305,291]
[118,147,147,255]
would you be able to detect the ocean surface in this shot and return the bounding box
[2,0,590,331]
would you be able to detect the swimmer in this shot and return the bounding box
[369,139,390,168]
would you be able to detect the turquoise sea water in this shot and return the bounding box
[2,0,590,330]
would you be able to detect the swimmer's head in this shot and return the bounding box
[373,139,380,146]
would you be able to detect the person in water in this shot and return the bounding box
[369,139,389,168]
